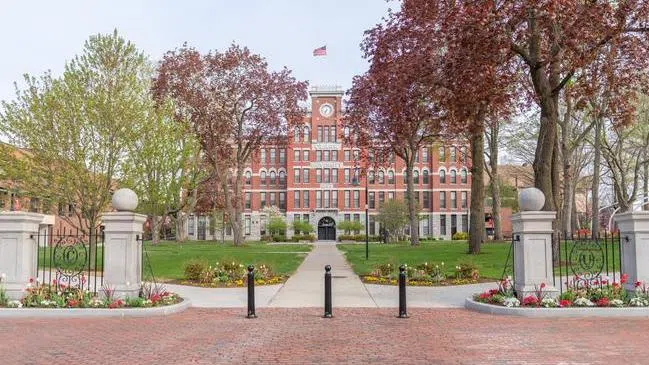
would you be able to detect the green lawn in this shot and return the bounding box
[143,240,312,281]
[338,241,510,279]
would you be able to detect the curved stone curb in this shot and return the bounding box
[465,298,649,317]
[0,298,191,319]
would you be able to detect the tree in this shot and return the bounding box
[375,199,409,243]
[484,119,503,240]
[337,220,364,234]
[0,30,149,257]
[123,99,202,244]
[267,216,287,236]
[153,44,308,246]
[292,220,314,235]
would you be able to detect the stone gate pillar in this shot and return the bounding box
[614,211,649,293]
[0,212,43,299]
[512,188,559,299]
[102,189,146,299]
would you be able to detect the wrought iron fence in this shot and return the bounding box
[34,226,104,294]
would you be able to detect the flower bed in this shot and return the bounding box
[361,262,488,286]
[0,275,181,309]
[473,274,649,309]
[181,259,285,287]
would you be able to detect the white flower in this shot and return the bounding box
[610,299,624,307]
[573,297,595,307]
[630,297,649,307]
[541,297,558,308]
[7,300,22,308]
[502,297,520,307]
[0,273,6,280]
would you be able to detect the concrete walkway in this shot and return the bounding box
[166,242,498,308]
[267,242,376,307]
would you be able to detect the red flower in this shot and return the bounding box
[621,274,629,285]
[596,298,609,307]
[559,299,572,307]
[612,283,619,288]
[635,281,642,288]
[522,295,539,306]
[29,278,34,283]
[479,292,491,299]
[489,289,499,295]
[151,294,161,304]
[540,282,546,289]
[67,299,79,308]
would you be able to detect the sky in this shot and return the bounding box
[0,0,394,104]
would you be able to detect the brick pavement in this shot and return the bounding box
[0,308,647,364]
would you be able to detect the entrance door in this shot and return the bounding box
[318,217,336,241]
[197,216,206,240]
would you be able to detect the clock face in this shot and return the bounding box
[319,103,334,118]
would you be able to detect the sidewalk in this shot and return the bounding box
[267,242,376,307]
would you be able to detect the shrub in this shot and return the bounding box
[337,220,364,233]
[371,263,395,277]
[291,234,316,242]
[292,220,314,235]
[452,232,469,240]
[267,216,287,235]
[184,259,208,281]
[272,234,287,242]
[454,261,479,280]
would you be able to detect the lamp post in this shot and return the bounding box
[353,173,369,260]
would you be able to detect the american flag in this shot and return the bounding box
[313,45,327,56]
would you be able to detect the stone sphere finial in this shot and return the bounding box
[112,188,138,212]
[519,187,545,211]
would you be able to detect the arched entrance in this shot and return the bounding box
[318,217,336,241]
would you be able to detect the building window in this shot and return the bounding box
[270,171,277,185]
[261,171,267,185]
[260,149,266,164]
[294,127,301,143]
[438,146,445,162]
[270,193,276,207]
[303,191,310,208]
[344,169,350,184]
[423,170,429,185]
[387,171,394,184]
[316,150,322,161]
[245,171,252,185]
[461,191,468,209]
[378,170,384,184]
[260,192,266,209]
[344,190,350,208]
[324,190,330,208]
[344,150,351,161]
[369,192,375,209]
[353,190,360,208]
[303,126,310,143]
[270,148,276,164]
[68,204,74,217]
[388,192,394,200]
[415,150,419,162]
[323,150,330,161]
[440,192,446,209]
[294,169,300,184]
[294,214,301,233]
[423,216,430,235]
[303,214,309,221]
[369,215,376,236]
[323,126,329,142]
[368,171,375,184]
[379,191,385,207]
[316,191,322,208]
[439,169,446,184]
[245,192,251,209]
[332,169,338,183]
[316,169,322,183]
[462,214,469,232]
[331,190,338,208]
[294,150,300,162]
[188,215,195,235]
[450,191,457,209]
[450,170,457,184]
[451,214,458,235]
[279,171,286,185]
[329,126,336,142]
[245,215,251,235]
[461,169,468,184]
[353,150,360,161]
[324,169,330,183]
[29,198,40,213]
[413,170,419,184]
[317,126,323,142]
[460,147,467,163]
[294,191,300,208]
[422,148,429,163]
[332,150,338,161]
[403,170,407,184]
[303,169,310,183]
[279,192,286,210]
[423,191,430,209]
[303,150,309,161]
[260,216,267,236]
[450,147,457,162]
[353,214,361,234]
[353,169,360,184]
[440,215,447,236]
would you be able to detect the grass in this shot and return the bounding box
[339,239,623,281]
[143,240,312,281]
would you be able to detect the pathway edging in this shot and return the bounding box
[0,298,191,318]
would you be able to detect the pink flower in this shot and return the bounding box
[596,298,609,307]
[522,295,539,306]
[540,282,546,289]
[621,274,629,285]
[559,299,572,307]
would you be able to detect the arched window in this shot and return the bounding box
[270,171,277,185]
[461,168,467,184]
[387,171,394,184]
[439,169,446,184]
[422,170,429,185]
[413,170,419,184]
[260,171,267,185]
[303,126,310,143]
[294,127,301,143]
[368,171,375,184]
[450,169,457,184]
[460,147,467,163]
[245,171,252,185]
[279,171,286,185]
[378,170,385,184]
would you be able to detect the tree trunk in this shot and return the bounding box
[571,190,579,230]
[591,118,602,238]
[231,167,245,246]
[644,155,649,211]
[488,124,503,241]
[176,212,188,242]
[151,215,161,245]
[562,161,574,235]
[469,131,485,254]
[405,159,419,246]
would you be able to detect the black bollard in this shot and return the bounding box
[398,264,408,318]
[247,265,256,318]
[323,265,333,318]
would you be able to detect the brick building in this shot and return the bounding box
[186,86,472,241]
